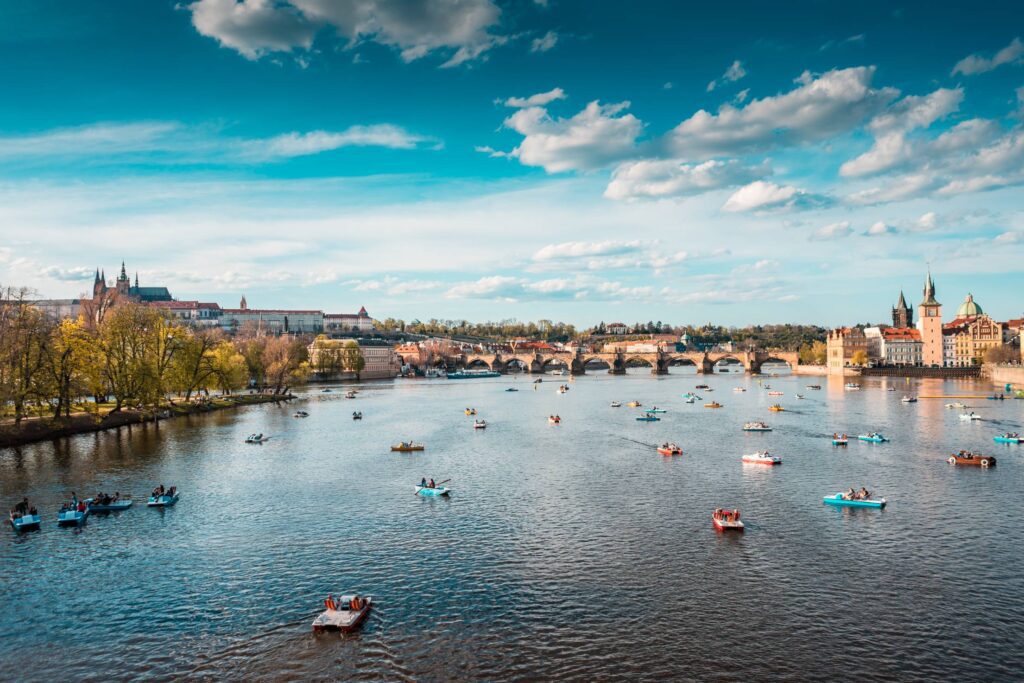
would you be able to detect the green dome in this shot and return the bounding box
[956,293,983,318]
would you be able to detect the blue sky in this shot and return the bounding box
[0,0,1022,326]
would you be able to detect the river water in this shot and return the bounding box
[2,369,1023,681]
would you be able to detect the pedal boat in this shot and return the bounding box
[712,509,744,532]
[57,507,89,526]
[548,417,561,424]
[858,434,887,443]
[86,497,133,512]
[415,485,451,497]
[742,451,781,465]
[391,443,425,452]
[636,415,660,422]
[657,445,682,456]
[832,437,849,446]
[993,435,1023,444]
[10,512,41,532]
[823,493,886,508]
[312,595,372,633]
[705,402,723,409]
[147,493,180,507]
[742,422,772,432]
[473,420,487,429]
[768,404,785,412]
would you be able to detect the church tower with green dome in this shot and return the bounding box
[917,269,943,366]
[955,293,983,319]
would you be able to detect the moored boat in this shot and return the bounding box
[947,451,995,467]
[993,433,1022,444]
[823,493,886,508]
[312,594,372,633]
[712,508,744,532]
[844,383,861,390]
[657,443,682,456]
[858,433,887,443]
[742,450,781,465]
[742,421,772,432]
[391,442,425,452]
[505,388,518,392]
[447,370,501,379]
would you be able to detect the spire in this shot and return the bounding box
[134,271,139,288]
[101,269,106,282]
[119,261,127,281]
[921,267,939,306]
[897,290,907,309]
[94,268,100,283]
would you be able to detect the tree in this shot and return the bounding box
[342,341,366,377]
[799,340,827,365]
[209,341,248,395]
[44,318,94,418]
[985,344,1018,364]
[171,327,224,400]
[851,350,869,366]
[0,287,53,423]
[262,336,309,394]
[98,303,160,411]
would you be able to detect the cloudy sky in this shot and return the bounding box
[1,1,1022,325]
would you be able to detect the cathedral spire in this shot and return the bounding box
[119,261,128,281]
[134,271,139,288]
[897,290,907,309]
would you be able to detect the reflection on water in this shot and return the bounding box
[3,370,1023,681]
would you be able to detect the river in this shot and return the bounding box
[2,369,1023,681]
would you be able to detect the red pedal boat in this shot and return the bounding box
[712,508,744,532]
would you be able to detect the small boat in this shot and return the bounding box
[626,401,642,408]
[768,404,785,412]
[742,421,772,432]
[447,370,502,379]
[557,386,569,394]
[823,493,886,508]
[695,384,710,390]
[415,485,451,497]
[947,452,996,467]
[712,508,744,532]
[391,442,425,452]
[10,511,41,532]
[505,388,518,392]
[548,416,561,424]
[844,383,861,390]
[312,594,372,633]
[245,434,270,443]
[57,505,89,526]
[684,397,696,404]
[682,393,702,401]
[551,369,565,376]
[464,408,477,416]
[742,451,782,465]
[610,401,622,408]
[795,394,805,399]
[733,387,746,392]
[705,402,723,409]
[320,388,332,393]
[147,493,180,507]
[901,396,917,403]
[993,434,1022,444]
[987,395,1006,401]
[767,391,783,396]
[344,391,357,399]
[473,420,487,429]
[352,412,363,420]
[533,378,543,383]
[657,444,682,456]
[832,437,849,446]
[86,497,133,512]
[959,413,981,421]
[645,408,667,414]
[887,387,896,392]
[293,411,310,418]
[636,415,660,422]
[945,402,968,409]
[858,433,887,443]
[806,385,821,390]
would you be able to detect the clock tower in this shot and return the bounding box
[917,269,943,366]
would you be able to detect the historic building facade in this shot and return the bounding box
[826,327,868,374]
[917,271,944,366]
[891,291,913,328]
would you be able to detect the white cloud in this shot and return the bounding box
[707,60,747,92]
[952,37,1024,76]
[604,158,768,201]
[809,221,853,241]
[503,100,643,172]
[994,231,1024,244]
[912,212,938,232]
[865,221,896,236]
[188,0,508,68]
[446,275,524,300]
[722,181,828,213]
[734,89,749,104]
[669,67,898,158]
[0,122,182,158]
[252,125,436,158]
[40,265,96,281]
[663,82,673,90]
[531,31,558,53]
[532,240,645,261]
[502,87,566,108]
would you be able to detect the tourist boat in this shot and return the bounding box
[636,415,660,422]
[742,421,772,432]
[352,412,362,420]
[901,396,917,403]
[945,402,968,409]
[767,391,783,396]
[742,451,782,465]
[768,404,785,412]
[548,416,561,424]
[705,402,723,409]
[610,401,622,407]
[806,385,821,390]
[293,411,310,418]
[312,594,372,633]
[947,452,996,467]
[245,434,270,443]
[391,442,425,452]
[57,505,89,526]
[86,497,133,512]
[645,408,667,414]
[959,412,981,421]
[844,383,861,390]
[415,484,451,497]
[425,368,445,378]
[823,493,886,508]
[447,370,501,379]
[712,508,744,532]
[464,408,477,415]
[832,436,849,446]
[10,511,41,532]
[858,433,887,443]
[795,394,805,399]
[147,492,180,507]
[993,434,1023,444]
[627,401,642,408]
[473,420,487,429]
[657,444,682,456]
[695,384,710,390]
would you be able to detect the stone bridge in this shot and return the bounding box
[461,348,800,375]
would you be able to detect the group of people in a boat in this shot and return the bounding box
[548,415,562,422]
[1002,432,1020,438]
[713,508,740,521]
[842,487,872,500]
[10,497,38,519]
[953,450,981,459]
[151,485,177,498]
[325,594,365,611]
[91,492,124,506]
[832,433,848,439]
[661,442,680,451]
[247,433,265,442]
[419,478,438,489]
[60,493,87,514]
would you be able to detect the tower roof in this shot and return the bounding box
[955,293,983,318]
[896,290,908,309]
[921,269,939,306]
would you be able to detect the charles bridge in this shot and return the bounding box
[459,348,801,375]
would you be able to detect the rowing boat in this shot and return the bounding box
[823,493,886,508]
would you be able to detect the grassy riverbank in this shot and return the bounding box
[0,393,294,449]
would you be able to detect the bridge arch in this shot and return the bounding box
[505,357,529,373]
[465,358,492,370]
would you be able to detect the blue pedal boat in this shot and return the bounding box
[87,498,133,512]
[993,435,1023,444]
[57,507,89,527]
[147,494,180,507]
[645,408,667,414]
[415,485,450,497]
[823,493,886,509]
[858,434,888,443]
[636,416,661,422]
[10,512,41,532]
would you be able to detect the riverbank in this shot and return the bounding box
[984,363,1024,390]
[0,393,294,449]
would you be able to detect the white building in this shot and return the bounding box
[220,308,323,335]
[150,301,222,327]
[324,307,374,333]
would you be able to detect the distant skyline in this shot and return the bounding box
[1,1,1022,325]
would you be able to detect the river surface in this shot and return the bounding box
[3,369,1024,682]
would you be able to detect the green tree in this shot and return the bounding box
[342,341,366,377]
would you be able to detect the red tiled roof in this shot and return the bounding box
[882,327,921,341]
[221,309,323,315]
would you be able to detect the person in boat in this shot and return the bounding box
[70,492,78,507]
[858,487,870,500]
[428,478,435,489]
[168,486,177,497]
[844,488,856,500]
[15,498,28,515]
